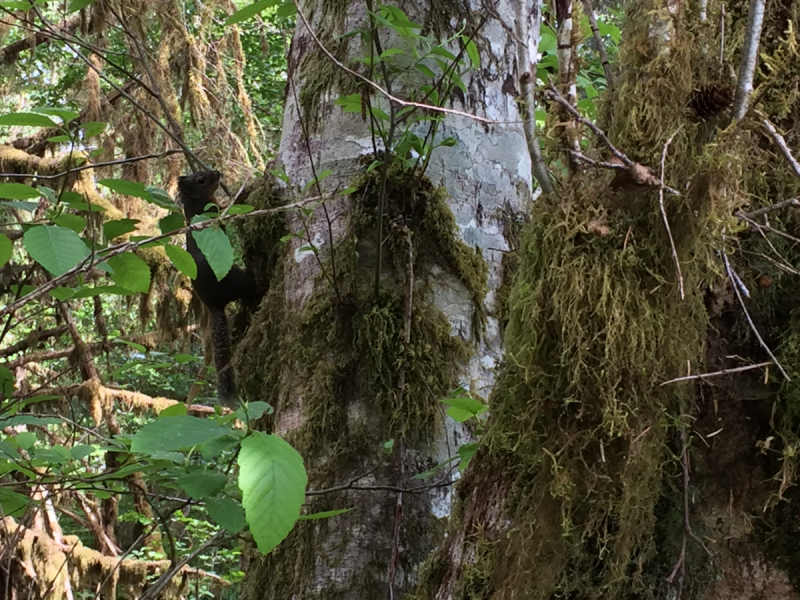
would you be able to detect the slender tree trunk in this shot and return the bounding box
[237,1,535,597]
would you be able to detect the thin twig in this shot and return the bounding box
[581,0,614,90]
[732,0,766,119]
[661,361,773,385]
[659,126,684,299]
[722,251,790,380]
[740,197,800,218]
[761,119,800,180]
[738,213,800,245]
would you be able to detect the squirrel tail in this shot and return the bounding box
[210,308,238,407]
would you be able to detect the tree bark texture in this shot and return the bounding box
[236,1,536,598]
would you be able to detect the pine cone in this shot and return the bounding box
[689,82,734,119]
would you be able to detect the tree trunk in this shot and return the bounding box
[420,0,800,599]
[237,1,534,597]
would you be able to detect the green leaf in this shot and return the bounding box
[72,285,134,298]
[193,223,234,281]
[0,487,31,518]
[146,186,179,210]
[224,0,280,25]
[70,444,95,460]
[103,218,139,240]
[158,402,188,417]
[23,225,90,276]
[47,135,71,143]
[67,0,94,11]
[0,2,33,10]
[178,470,228,500]
[439,396,488,423]
[60,190,105,212]
[97,179,153,201]
[15,432,36,450]
[107,252,151,293]
[206,497,246,533]
[0,233,12,269]
[49,287,76,301]
[237,401,273,423]
[0,183,41,200]
[159,212,185,234]
[238,432,307,554]
[226,204,254,215]
[81,121,106,138]
[131,415,231,454]
[298,508,352,520]
[53,213,87,234]
[165,243,197,279]
[35,107,80,122]
[458,441,479,471]
[0,416,61,427]
[275,2,295,17]
[0,113,59,128]
[465,40,480,67]
[414,63,436,78]
[2,200,38,212]
[173,354,197,365]
[0,365,14,400]
[334,93,362,113]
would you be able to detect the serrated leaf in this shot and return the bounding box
[238,432,306,554]
[165,243,197,279]
[193,224,233,281]
[131,415,231,454]
[70,444,95,460]
[49,287,76,301]
[206,497,246,533]
[97,179,153,201]
[53,213,86,233]
[224,0,280,25]
[178,470,228,500]
[0,233,12,269]
[35,107,80,122]
[159,213,185,235]
[106,252,151,293]
[81,121,106,138]
[103,218,139,240]
[146,186,178,210]
[0,183,41,200]
[0,113,59,128]
[23,225,90,276]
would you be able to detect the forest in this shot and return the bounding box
[0,0,798,598]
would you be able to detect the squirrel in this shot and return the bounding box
[177,170,263,407]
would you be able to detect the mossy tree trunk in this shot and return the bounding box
[418,1,800,599]
[236,1,535,598]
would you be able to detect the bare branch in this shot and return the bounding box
[659,127,684,299]
[732,0,766,119]
[761,119,800,180]
[661,361,773,385]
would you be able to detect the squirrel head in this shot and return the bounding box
[178,170,222,216]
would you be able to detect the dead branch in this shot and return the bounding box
[661,361,773,385]
[659,126,685,299]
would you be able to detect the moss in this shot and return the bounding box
[236,164,483,597]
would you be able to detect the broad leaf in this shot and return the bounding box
[193,223,233,281]
[103,218,139,240]
[130,416,230,453]
[224,0,280,25]
[206,496,246,533]
[0,183,41,200]
[0,113,59,128]
[23,225,90,276]
[107,253,151,293]
[0,487,31,518]
[298,508,352,521]
[0,233,12,269]
[439,396,487,422]
[165,244,197,279]
[97,179,153,201]
[159,212,185,234]
[178,470,228,500]
[35,107,80,122]
[68,0,94,12]
[146,186,179,210]
[53,213,87,234]
[238,432,306,554]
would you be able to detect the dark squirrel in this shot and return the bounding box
[177,170,263,406]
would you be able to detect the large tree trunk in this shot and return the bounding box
[419,1,800,599]
[237,1,534,597]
